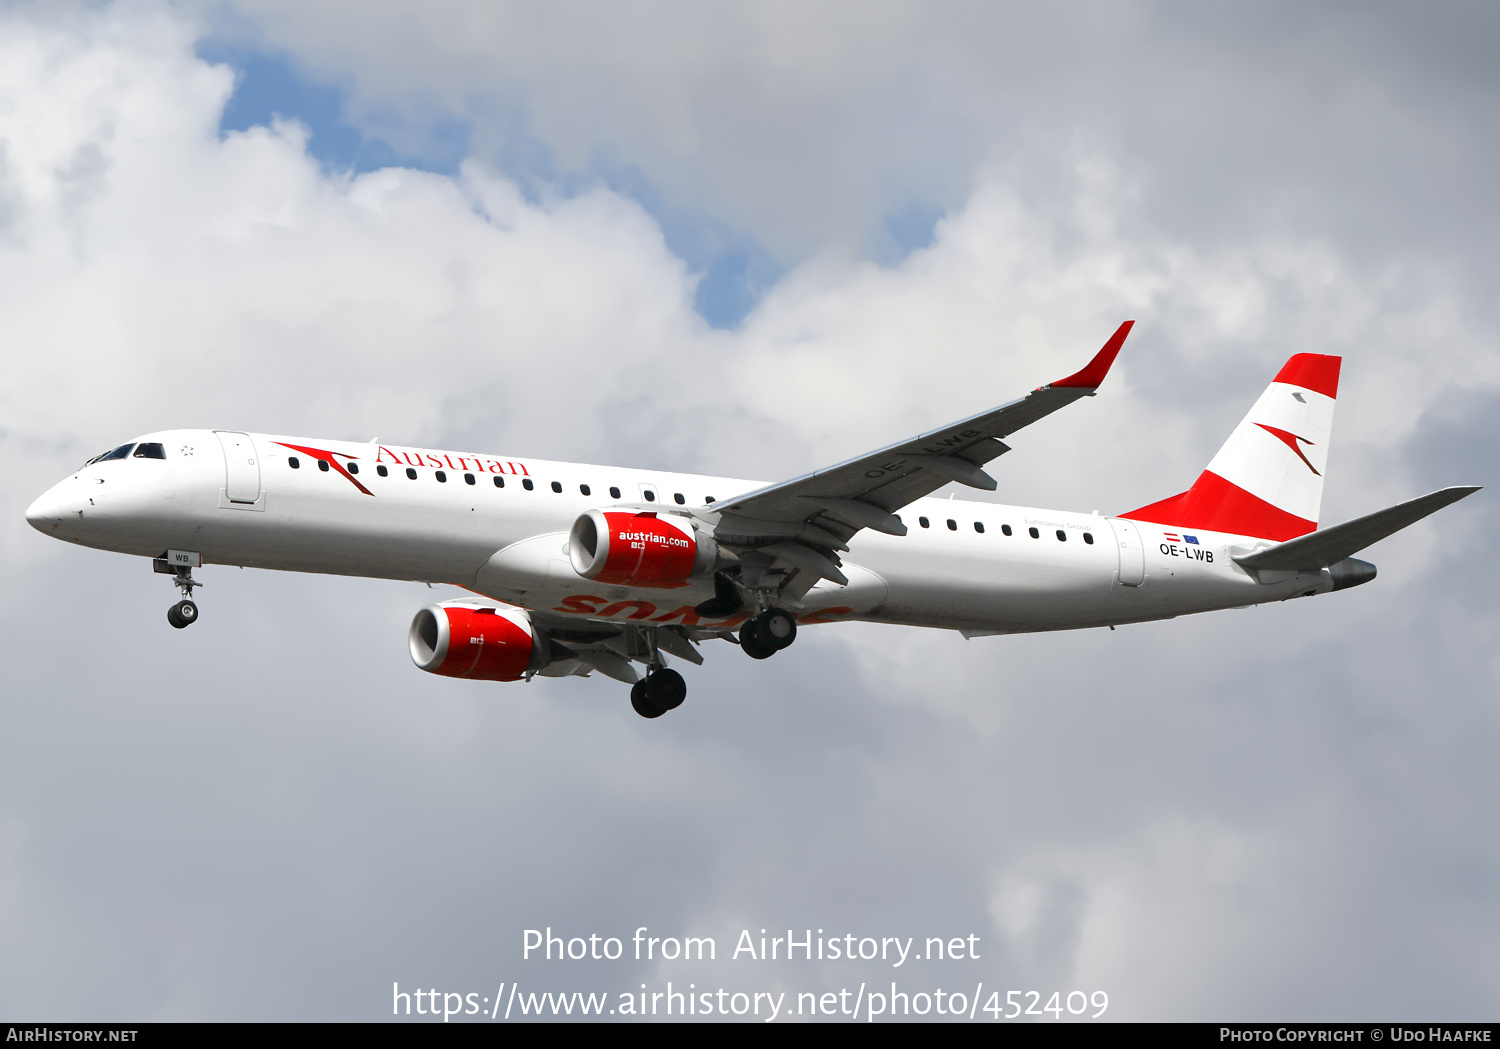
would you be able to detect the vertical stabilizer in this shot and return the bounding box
[1121,354,1340,540]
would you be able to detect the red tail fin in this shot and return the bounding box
[1121,354,1341,541]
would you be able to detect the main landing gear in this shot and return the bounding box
[630,668,686,719]
[739,608,797,660]
[694,570,799,661]
[627,627,689,719]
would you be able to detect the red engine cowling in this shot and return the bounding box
[568,509,714,588]
[408,603,536,681]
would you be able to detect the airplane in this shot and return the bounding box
[25,322,1479,718]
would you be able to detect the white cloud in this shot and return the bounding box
[213,0,1500,301]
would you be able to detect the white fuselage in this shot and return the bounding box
[26,429,1334,635]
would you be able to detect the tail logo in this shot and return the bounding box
[1256,424,1320,476]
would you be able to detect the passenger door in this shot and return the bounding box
[215,431,262,505]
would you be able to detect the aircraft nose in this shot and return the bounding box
[26,481,80,533]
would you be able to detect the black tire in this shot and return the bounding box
[631,680,666,719]
[647,668,687,711]
[758,608,797,649]
[167,605,185,629]
[177,600,198,624]
[739,618,778,660]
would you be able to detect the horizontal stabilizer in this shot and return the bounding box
[1233,486,1480,572]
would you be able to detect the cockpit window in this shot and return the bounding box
[86,443,135,465]
[132,443,167,459]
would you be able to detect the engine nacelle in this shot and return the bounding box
[409,603,538,681]
[568,509,716,588]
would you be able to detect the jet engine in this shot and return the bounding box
[568,510,717,588]
[409,603,541,681]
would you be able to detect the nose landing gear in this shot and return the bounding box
[167,599,199,629]
[153,555,203,629]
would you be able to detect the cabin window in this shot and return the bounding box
[706,496,716,504]
[674,493,685,505]
[919,517,930,528]
[1001,524,1012,536]
[493,476,504,488]
[464,473,475,485]
[551,481,562,493]
[1056,530,1067,541]
[435,470,448,482]
[132,443,166,459]
[1028,527,1040,538]
[974,521,985,533]
[580,484,591,496]
[288,457,300,469]
[522,478,534,491]
[947,519,957,531]
[610,486,621,499]
[406,468,417,480]
[347,463,359,475]
[376,465,388,477]
[643,490,655,502]
[1083,532,1094,544]
[318,460,330,472]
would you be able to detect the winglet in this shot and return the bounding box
[1050,320,1134,389]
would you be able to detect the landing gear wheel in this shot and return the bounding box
[646,668,687,711]
[757,608,797,649]
[167,600,198,629]
[631,680,666,719]
[631,669,687,718]
[739,618,778,660]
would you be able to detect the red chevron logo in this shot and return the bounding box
[273,442,375,495]
[1256,424,1320,476]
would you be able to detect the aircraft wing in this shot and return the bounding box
[707,321,1134,588]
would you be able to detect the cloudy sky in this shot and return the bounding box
[2,0,1497,1022]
